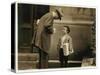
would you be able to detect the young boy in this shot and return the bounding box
[57,26,74,67]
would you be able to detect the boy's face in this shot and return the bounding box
[62,27,68,34]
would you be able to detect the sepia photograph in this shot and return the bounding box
[11,2,96,72]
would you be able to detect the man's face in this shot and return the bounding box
[53,12,59,19]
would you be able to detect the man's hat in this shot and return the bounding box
[55,8,63,20]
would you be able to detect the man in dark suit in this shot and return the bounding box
[32,8,63,68]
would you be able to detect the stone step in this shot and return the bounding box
[18,53,39,61]
[18,46,32,53]
[18,61,38,70]
[18,53,39,70]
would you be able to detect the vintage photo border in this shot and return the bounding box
[12,1,96,73]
